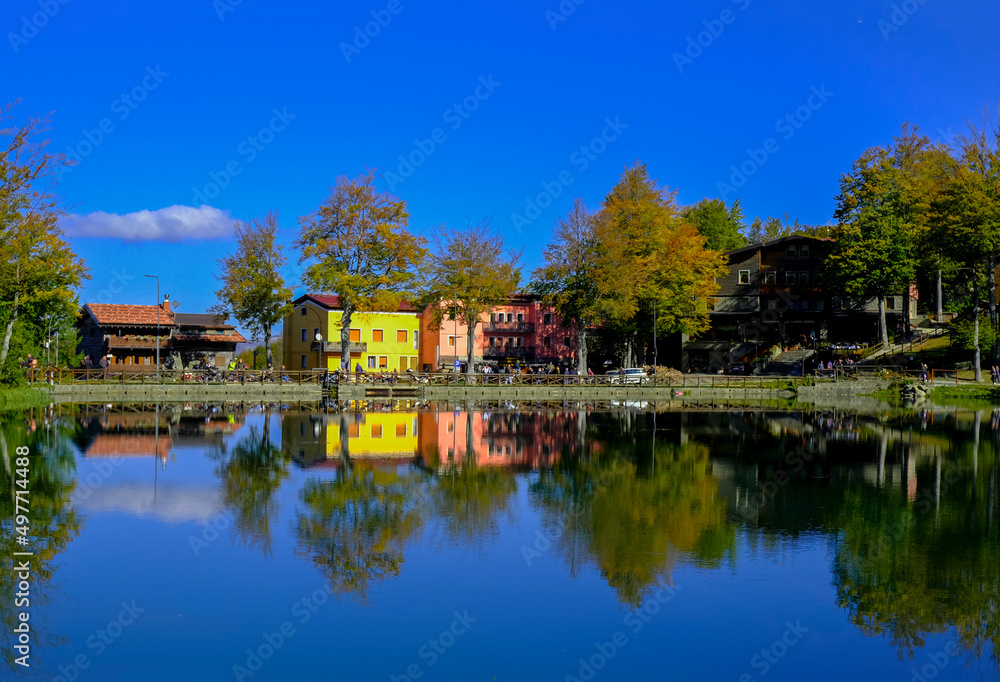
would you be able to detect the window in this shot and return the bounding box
[506,313,513,323]
[740,297,752,311]
[447,420,455,433]
[767,299,779,310]
[300,307,307,316]
[300,354,307,368]
[516,313,524,323]
[785,272,797,284]
[488,337,495,347]
[396,423,407,437]
[787,300,797,311]
[800,299,810,311]
[349,328,361,342]
[799,272,810,284]
[399,356,408,372]
[372,329,384,342]
[348,424,360,438]
[490,313,496,323]
[543,336,551,348]
[787,244,798,258]
[300,328,306,342]
[413,330,419,350]
[367,356,376,369]
[411,356,418,370]
[564,337,571,347]
[448,336,456,347]
[313,327,320,341]
[799,244,810,258]
[543,313,552,325]
[397,330,407,343]
[515,337,523,348]
[371,424,382,438]
[378,356,388,368]
[886,297,897,310]
[765,271,776,284]
[814,299,825,312]
[738,270,750,284]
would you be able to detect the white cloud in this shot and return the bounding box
[61,205,234,242]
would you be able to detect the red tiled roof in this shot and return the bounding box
[173,333,247,344]
[85,304,175,327]
[294,294,418,312]
[86,434,171,459]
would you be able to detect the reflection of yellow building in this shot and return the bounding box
[327,412,420,458]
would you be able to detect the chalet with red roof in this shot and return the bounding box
[77,296,246,370]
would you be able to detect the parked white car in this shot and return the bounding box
[609,368,648,385]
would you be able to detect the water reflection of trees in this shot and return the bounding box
[830,433,1000,667]
[294,458,427,601]
[210,412,290,556]
[700,409,1000,667]
[431,413,518,545]
[0,411,80,669]
[532,413,734,606]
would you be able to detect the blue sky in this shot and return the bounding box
[4,0,999,338]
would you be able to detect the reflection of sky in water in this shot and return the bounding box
[12,407,999,681]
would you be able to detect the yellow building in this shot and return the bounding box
[283,294,422,372]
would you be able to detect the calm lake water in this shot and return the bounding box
[3,401,999,681]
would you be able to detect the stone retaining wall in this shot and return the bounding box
[43,383,322,403]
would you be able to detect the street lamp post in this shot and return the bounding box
[144,275,161,378]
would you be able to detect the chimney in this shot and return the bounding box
[161,295,171,315]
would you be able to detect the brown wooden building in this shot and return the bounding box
[684,235,917,371]
[77,299,246,370]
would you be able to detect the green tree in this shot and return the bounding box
[0,103,88,376]
[927,117,1000,375]
[421,220,522,374]
[236,340,282,370]
[213,211,292,369]
[827,133,928,348]
[531,199,602,374]
[594,163,726,365]
[295,171,427,369]
[682,197,747,252]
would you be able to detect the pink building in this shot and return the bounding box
[420,295,579,371]
[418,410,574,469]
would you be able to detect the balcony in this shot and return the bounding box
[484,321,535,333]
[759,283,821,295]
[312,341,368,353]
[107,336,168,349]
[484,346,536,360]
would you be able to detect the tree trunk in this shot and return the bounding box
[263,322,273,368]
[903,284,912,341]
[576,322,588,376]
[340,306,353,371]
[878,297,889,348]
[0,293,19,365]
[989,255,999,363]
[974,298,982,382]
[936,268,943,320]
[466,321,476,375]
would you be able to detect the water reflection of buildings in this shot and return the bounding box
[686,410,975,523]
[76,408,246,466]
[284,405,576,470]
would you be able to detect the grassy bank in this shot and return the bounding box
[0,387,50,412]
[928,385,1000,409]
